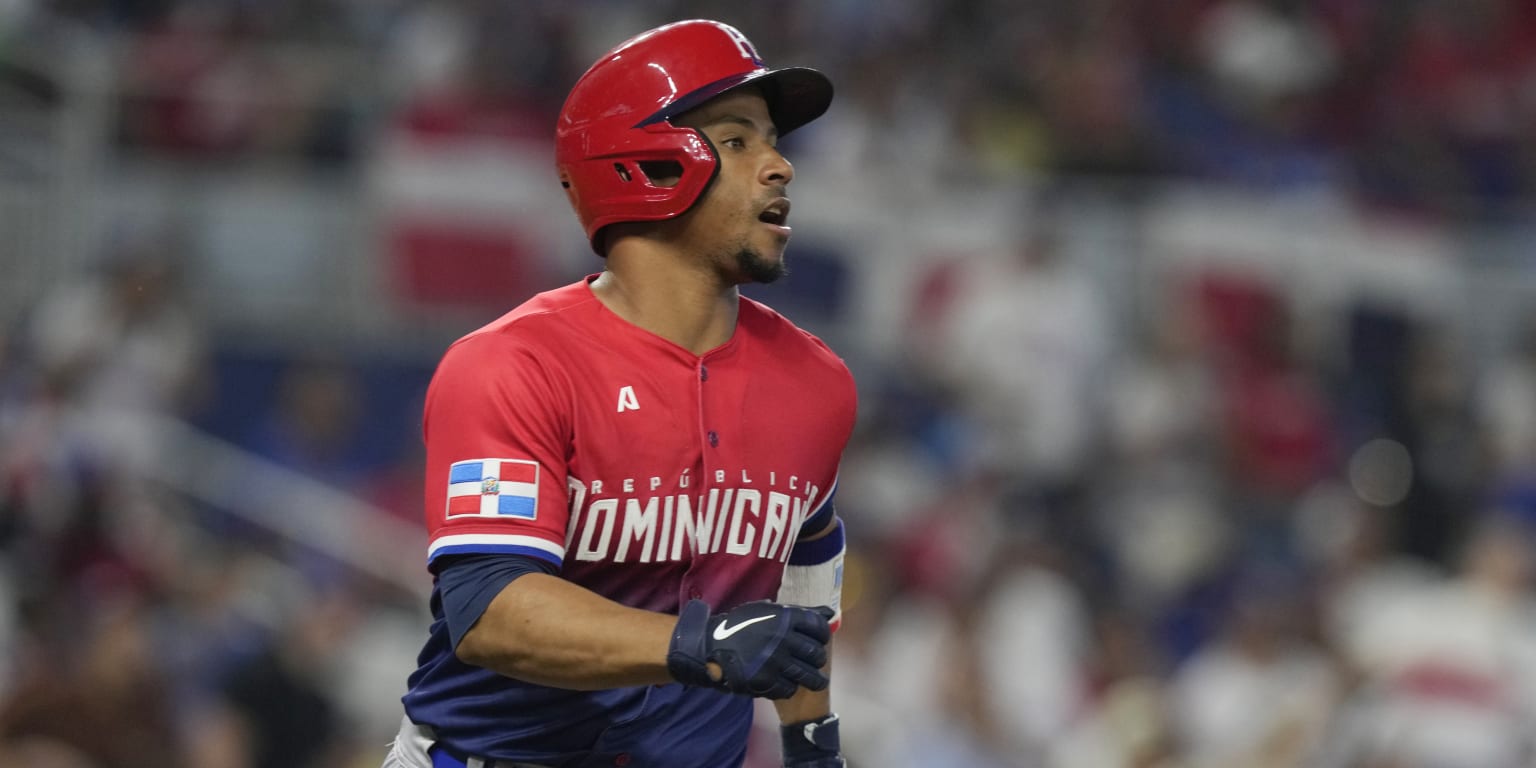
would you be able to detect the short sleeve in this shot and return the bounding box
[421,331,573,571]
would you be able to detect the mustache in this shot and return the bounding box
[757,186,789,205]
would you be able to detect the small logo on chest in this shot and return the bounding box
[617,385,640,413]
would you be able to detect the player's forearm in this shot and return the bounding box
[455,572,676,689]
[773,644,832,723]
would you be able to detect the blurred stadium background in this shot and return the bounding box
[4,0,1536,766]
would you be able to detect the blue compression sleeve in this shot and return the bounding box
[801,493,836,537]
[437,553,559,651]
[789,517,845,565]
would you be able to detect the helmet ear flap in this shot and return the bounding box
[558,121,720,252]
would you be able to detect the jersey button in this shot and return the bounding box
[707,430,718,447]
[699,365,709,381]
[614,753,631,766]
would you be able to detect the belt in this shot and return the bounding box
[429,743,551,768]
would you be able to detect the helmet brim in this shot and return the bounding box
[638,66,833,137]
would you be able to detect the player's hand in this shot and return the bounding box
[667,599,831,699]
[781,713,845,767]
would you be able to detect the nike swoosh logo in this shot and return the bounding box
[713,614,776,640]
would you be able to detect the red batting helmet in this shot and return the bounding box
[555,19,833,253]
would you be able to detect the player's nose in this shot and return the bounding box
[761,148,794,186]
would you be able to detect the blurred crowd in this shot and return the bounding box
[6,0,1536,215]
[832,222,1536,767]
[0,228,423,767]
[3,1,1536,768]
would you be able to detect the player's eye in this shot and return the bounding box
[721,136,746,149]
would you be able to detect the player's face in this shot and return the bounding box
[671,89,795,284]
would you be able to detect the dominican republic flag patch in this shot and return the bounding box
[446,459,539,520]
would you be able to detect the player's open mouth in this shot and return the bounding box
[758,199,791,235]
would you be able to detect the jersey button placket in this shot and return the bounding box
[701,363,717,447]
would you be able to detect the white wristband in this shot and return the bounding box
[777,519,846,630]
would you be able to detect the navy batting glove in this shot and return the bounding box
[667,599,832,699]
[781,713,844,767]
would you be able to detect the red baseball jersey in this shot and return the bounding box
[420,276,857,613]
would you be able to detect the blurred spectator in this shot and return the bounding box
[0,739,98,768]
[1198,0,1337,115]
[1391,330,1491,566]
[114,3,357,164]
[158,549,275,768]
[1478,314,1536,525]
[244,358,367,489]
[212,586,360,768]
[830,547,1011,768]
[24,229,204,417]
[118,5,284,158]
[1210,291,1333,552]
[969,533,1093,761]
[1038,1,1159,177]
[936,210,1112,559]
[1378,0,1536,208]
[0,595,185,768]
[835,402,956,539]
[389,3,574,144]
[1339,516,1536,768]
[381,0,472,102]
[1102,300,1226,613]
[1047,606,1185,768]
[1050,678,1185,768]
[1169,566,1341,767]
[1313,491,1440,665]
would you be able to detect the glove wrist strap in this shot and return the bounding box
[666,598,715,687]
[781,712,842,765]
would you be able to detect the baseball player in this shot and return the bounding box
[383,19,854,768]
